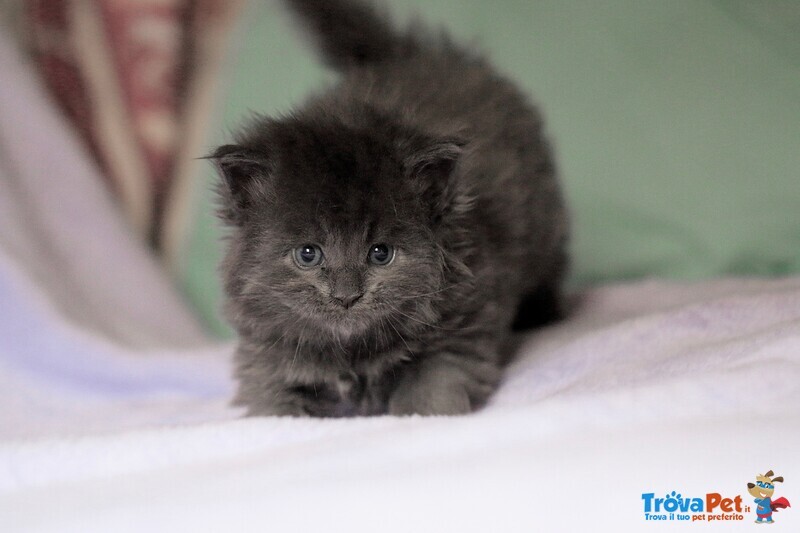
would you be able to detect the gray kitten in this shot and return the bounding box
[211,0,568,417]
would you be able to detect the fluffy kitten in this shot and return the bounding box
[211,0,568,417]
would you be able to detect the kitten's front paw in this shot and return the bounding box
[235,388,311,417]
[388,379,471,416]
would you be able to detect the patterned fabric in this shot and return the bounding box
[26,0,241,250]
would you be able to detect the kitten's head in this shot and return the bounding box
[211,111,469,344]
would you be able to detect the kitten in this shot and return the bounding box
[211,0,568,417]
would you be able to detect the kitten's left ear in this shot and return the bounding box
[403,137,469,222]
[404,137,465,181]
[208,144,271,225]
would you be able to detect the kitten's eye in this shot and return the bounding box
[368,244,394,266]
[294,244,324,267]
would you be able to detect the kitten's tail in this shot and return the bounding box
[282,0,416,69]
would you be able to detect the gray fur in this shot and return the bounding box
[211,0,569,417]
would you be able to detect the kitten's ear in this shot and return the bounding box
[403,137,469,223]
[208,144,271,224]
[404,138,465,181]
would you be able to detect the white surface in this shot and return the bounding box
[1,28,799,533]
[2,274,798,532]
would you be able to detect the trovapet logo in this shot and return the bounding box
[641,491,748,522]
[642,469,792,524]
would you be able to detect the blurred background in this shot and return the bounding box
[2,0,799,339]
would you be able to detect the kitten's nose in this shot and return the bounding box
[332,291,363,309]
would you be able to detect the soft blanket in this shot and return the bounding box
[2,275,799,532]
[1,26,798,533]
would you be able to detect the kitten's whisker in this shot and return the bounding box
[270,333,287,351]
[387,316,413,355]
[395,284,459,300]
[290,322,307,374]
[385,303,435,327]
[334,330,348,359]
[384,302,455,331]
[377,317,389,351]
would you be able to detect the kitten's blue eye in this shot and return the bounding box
[294,244,323,267]
[368,244,394,265]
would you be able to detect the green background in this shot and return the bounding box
[179,0,800,337]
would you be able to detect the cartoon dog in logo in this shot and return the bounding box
[747,470,790,524]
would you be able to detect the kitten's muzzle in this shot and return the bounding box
[332,291,363,309]
[329,268,364,309]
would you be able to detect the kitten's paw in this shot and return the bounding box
[388,380,471,416]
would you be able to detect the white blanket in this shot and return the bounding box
[1,30,798,533]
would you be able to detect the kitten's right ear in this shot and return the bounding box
[207,144,271,224]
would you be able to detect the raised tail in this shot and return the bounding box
[283,0,416,69]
